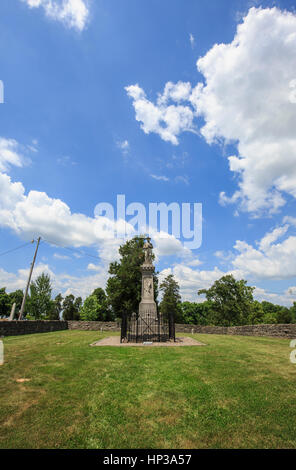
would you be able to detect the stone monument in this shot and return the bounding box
[120,236,175,343]
[138,237,157,318]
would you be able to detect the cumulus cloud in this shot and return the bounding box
[159,264,225,302]
[0,164,195,260]
[158,219,296,303]
[252,286,295,306]
[232,233,296,280]
[0,263,109,300]
[21,0,89,31]
[125,83,195,145]
[127,7,296,215]
[0,147,196,297]
[192,7,296,214]
[0,138,27,172]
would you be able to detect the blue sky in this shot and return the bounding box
[1,0,296,304]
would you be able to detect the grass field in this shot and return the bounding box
[0,330,295,449]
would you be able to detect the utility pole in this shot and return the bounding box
[18,237,41,320]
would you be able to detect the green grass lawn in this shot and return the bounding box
[0,330,295,449]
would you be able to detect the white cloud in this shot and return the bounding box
[197,7,296,214]
[253,286,296,307]
[127,7,296,215]
[175,175,189,185]
[53,253,71,260]
[21,0,89,31]
[159,264,224,302]
[232,233,296,280]
[258,225,289,252]
[150,174,169,182]
[157,220,296,303]
[116,140,130,156]
[157,81,192,105]
[125,83,195,145]
[0,159,134,248]
[152,230,193,261]
[0,262,108,300]
[57,155,77,166]
[189,33,195,48]
[159,259,296,306]
[0,138,26,172]
[0,150,197,297]
[283,216,296,227]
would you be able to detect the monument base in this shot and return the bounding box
[127,311,170,343]
[138,301,157,318]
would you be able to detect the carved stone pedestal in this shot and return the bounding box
[139,263,157,318]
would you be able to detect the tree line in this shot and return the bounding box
[1,236,295,325]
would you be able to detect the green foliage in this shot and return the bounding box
[92,288,106,305]
[290,302,296,323]
[247,300,265,325]
[179,300,213,325]
[262,311,278,324]
[198,274,255,326]
[276,307,292,324]
[159,274,181,321]
[62,295,81,321]
[47,293,63,320]
[0,288,11,318]
[80,295,102,321]
[106,236,158,318]
[28,273,53,320]
[261,301,292,324]
[90,287,114,320]
[8,290,24,315]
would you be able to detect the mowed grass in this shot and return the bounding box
[0,330,296,449]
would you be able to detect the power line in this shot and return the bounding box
[0,241,34,258]
[42,238,101,261]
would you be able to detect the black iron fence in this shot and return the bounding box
[121,311,175,343]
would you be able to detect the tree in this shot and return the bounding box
[80,295,101,321]
[290,302,296,323]
[198,274,255,326]
[248,300,265,325]
[261,301,291,324]
[179,301,212,325]
[28,273,53,320]
[262,311,278,324]
[0,288,11,318]
[159,274,181,322]
[8,290,24,316]
[92,288,107,305]
[90,287,113,320]
[106,236,158,318]
[276,307,292,324]
[62,295,81,321]
[48,293,63,320]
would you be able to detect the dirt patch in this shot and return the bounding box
[90,336,206,347]
[16,378,31,383]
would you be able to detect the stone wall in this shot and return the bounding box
[68,321,120,331]
[175,323,296,339]
[0,320,68,337]
[1,320,296,339]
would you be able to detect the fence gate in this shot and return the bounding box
[121,311,175,343]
